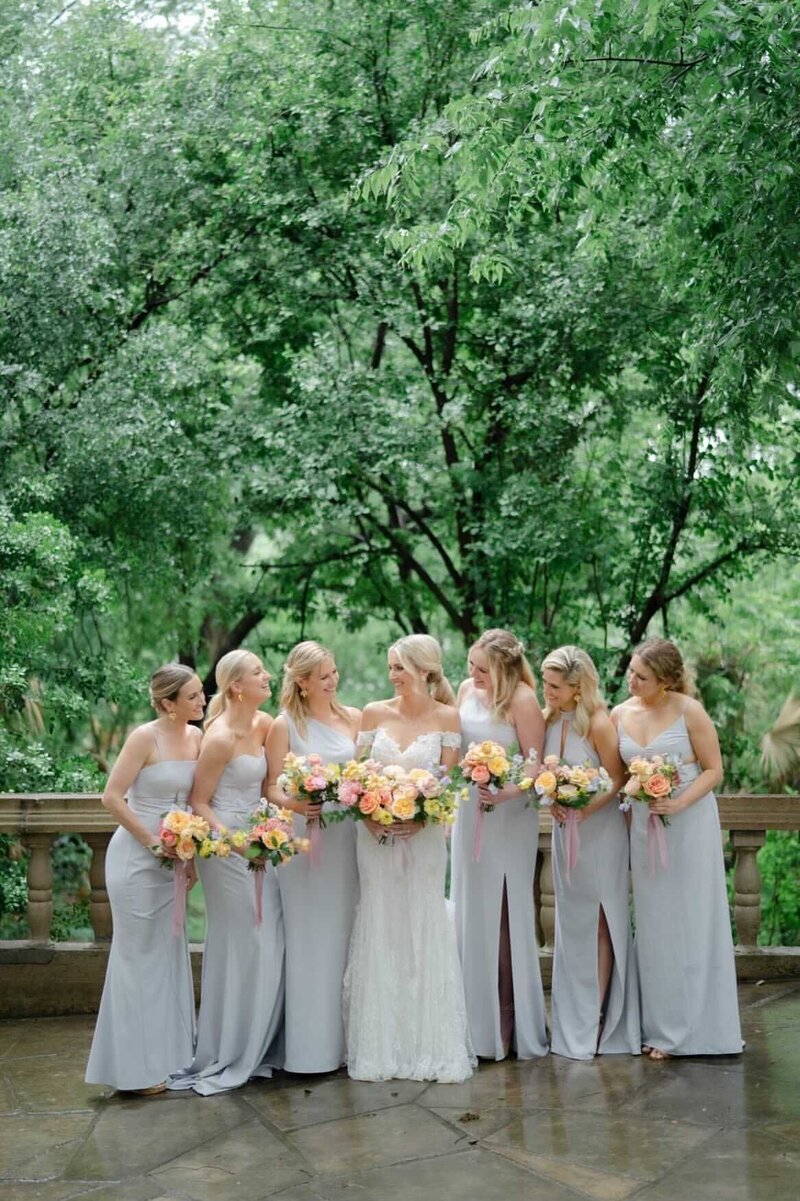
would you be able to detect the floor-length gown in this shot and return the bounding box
[343,728,475,1082]
[278,714,358,1073]
[169,751,285,1094]
[451,692,548,1059]
[548,711,640,1059]
[619,712,742,1055]
[85,758,196,1089]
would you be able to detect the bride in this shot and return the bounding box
[343,634,476,1083]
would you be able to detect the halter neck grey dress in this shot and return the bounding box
[278,713,358,1072]
[619,711,742,1055]
[547,711,640,1059]
[169,751,285,1094]
[452,691,548,1059]
[85,757,197,1090]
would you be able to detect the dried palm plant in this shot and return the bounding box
[761,693,800,786]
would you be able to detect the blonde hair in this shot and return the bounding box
[541,645,604,739]
[149,663,197,713]
[472,628,536,722]
[633,637,696,696]
[280,640,350,736]
[390,634,455,705]
[205,649,257,728]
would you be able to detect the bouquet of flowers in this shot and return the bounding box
[337,760,463,843]
[457,740,536,861]
[277,751,346,865]
[619,754,681,874]
[231,803,311,924]
[154,809,229,934]
[532,756,613,882]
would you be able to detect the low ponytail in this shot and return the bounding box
[204,649,255,730]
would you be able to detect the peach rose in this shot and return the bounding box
[535,770,557,795]
[359,793,380,816]
[390,794,417,821]
[643,773,671,799]
[471,764,491,784]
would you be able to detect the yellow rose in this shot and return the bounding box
[536,770,557,794]
[265,830,289,849]
[487,756,508,777]
[231,831,249,849]
[198,839,215,858]
[391,794,417,821]
[569,768,590,790]
[629,757,651,777]
[423,798,443,818]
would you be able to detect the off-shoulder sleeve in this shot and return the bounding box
[441,731,462,750]
[356,730,376,750]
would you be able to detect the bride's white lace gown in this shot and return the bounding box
[342,727,476,1082]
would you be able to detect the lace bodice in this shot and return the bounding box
[357,727,461,772]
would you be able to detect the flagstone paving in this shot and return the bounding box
[1,982,798,1201]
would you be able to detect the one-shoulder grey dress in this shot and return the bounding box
[278,714,358,1073]
[619,713,742,1055]
[548,711,640,1059]
[85,758,197,1089]
[169,751,285,1094]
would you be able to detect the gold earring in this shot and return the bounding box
[237,693,244,703]
[168,711,176,723]
[300,689,308,699]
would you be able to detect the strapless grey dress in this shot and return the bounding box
[169,751,285,1094]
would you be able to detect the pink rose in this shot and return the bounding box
[471,764,491,785]
[303,775,327,792]
[338,781,362,807]
[623,776,641,796]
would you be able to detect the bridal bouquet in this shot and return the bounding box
[457,740,536,861]
[619,754,681,874]
[337,760,463,843]
[231,803,311,924]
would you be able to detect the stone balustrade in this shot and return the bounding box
[0,791,798,1016]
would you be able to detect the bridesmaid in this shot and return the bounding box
[265,641,360,1074]
[541,646,639,1060]
[613,637,742,1059]
[86,664,204,1093]
[169,649,285,1095]
[453,629,548,1060]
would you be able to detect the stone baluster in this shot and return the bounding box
[24,833,54,942]
[84,833,113,940]
[732,830,765,947]
[538,832,555,951]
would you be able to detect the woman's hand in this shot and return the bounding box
[478,783,520,807]
[648,794,686,818]
[185,861,198,890]
[550,802,583,825]
[300,800,325,820]
[391,820,423,840]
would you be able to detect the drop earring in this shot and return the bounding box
[300,689,308,700]
[168,711,176,723]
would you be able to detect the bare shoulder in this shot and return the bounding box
[256,711,273,740]
[268,714,289,736]
[433,700,460,731]
[360,700,393,728]
[589,707,614,734]
[456,679,472,705]
[126,721,159,753]
[344,705,362,722]
[200,724,236,758]
[683,695,712,725]
[510,682,540,714]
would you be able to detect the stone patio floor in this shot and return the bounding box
[1,982,798,1201]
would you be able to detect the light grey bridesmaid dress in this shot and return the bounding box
[85,757,196,1089]
[547,711,640,1059]
[619,710,742,1055]
[278,713,358,1073]
[169,751,285,1094]
[452,691,548,1059]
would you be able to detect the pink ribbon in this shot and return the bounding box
[472,803,486,863]
[564,809,580,885]
[647,813,669,875]
[308,818,323,867]
[172,861,188,937]
[254,868,263,926]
